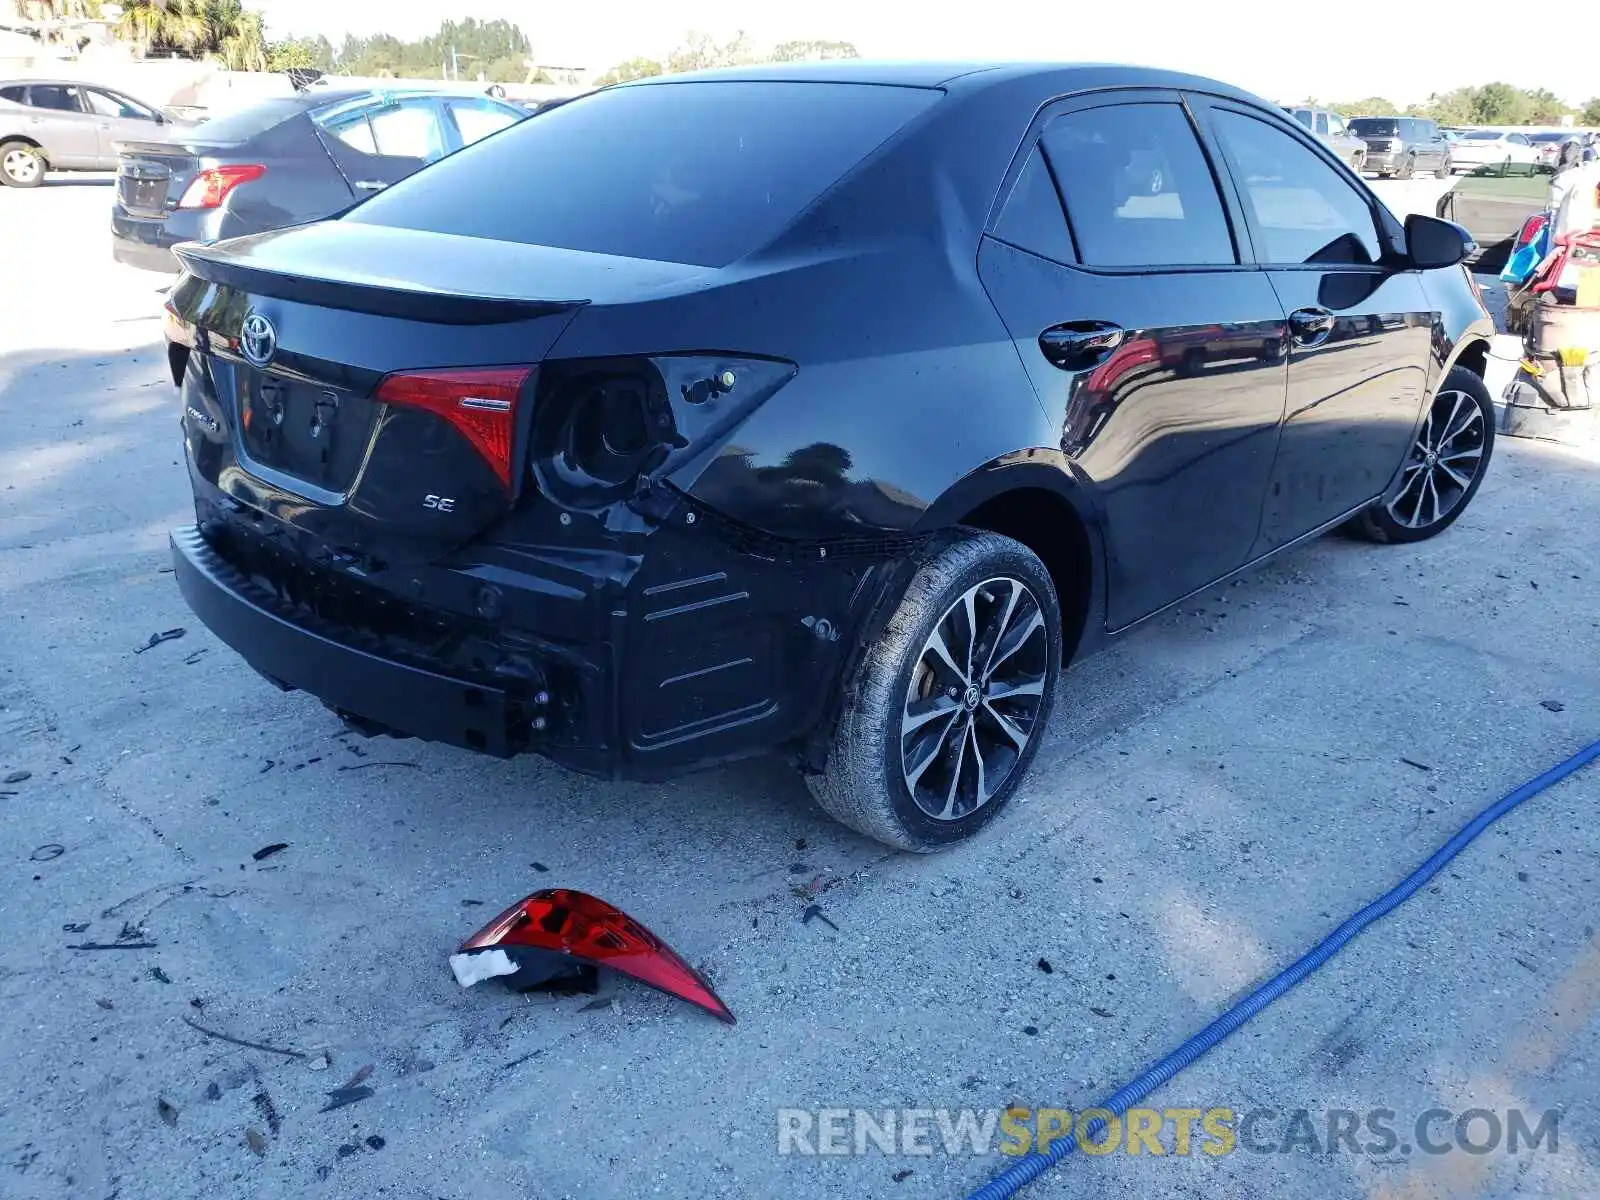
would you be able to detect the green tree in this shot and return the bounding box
[666,29,755,73]
[266,34,331,72]
[1470,82,1529,125]
[771,39,859,61]
[1583,97,1600,125]
[1327,96,1399,117]
[594,57,663,86]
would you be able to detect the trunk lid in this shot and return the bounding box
[116,139,204,218]
[170,223,712,565]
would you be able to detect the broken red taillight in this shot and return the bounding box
[456,888,735,1023]
[176,163,266,209]
[373,365,534,490]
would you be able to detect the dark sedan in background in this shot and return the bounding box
[111,86,527,271]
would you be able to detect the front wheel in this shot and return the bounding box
[0,141,45,188]
[806,532,1062,851]
[1347,367,1495,544]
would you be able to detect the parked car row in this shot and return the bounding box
[110,86,528,270]
[0,77,191,185]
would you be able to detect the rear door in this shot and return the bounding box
[1196,99,1434,550]
[21,83,99,166]
[312,95,448,196]
[976,91,1290,628]
[80,87,165,167]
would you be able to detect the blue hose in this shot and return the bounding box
[966,736,1600,1200]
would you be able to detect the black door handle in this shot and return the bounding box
[1288,307,1337,346]
[1039,321,1125,371]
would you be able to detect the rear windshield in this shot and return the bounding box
[189,97,305,142]
[346,81,940,266]
[1458,130,1502,141]
[1348,119,1398,136]
[1527,132,1568,143]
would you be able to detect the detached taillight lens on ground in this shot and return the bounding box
[374,365,534,489]
[454,888,735,1023]
[176,163,266,209]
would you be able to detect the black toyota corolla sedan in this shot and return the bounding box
[163,62,1496,850]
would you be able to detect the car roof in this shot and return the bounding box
[621,59,1267,104]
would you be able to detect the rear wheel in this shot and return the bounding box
[1399,153,1416,180]
[1348,367,1494,544]
[0,141,45,188]
[806,532,1062,851]
[1437,154,1452,177]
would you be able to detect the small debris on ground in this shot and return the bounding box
[794,837,808,851]
[245,1127,267,1157]
[801,903,839,932]
[205,1081,222,1100]
[148,966,171,984]
[95,998,114,1010]
[307,1049,332,1072]
[62,922,89,933]
[134,627,186,654]
[1022,1025,1039,1036]
[69,940,157,951]
[1090,1006,1114,1019]
[320,1087,374,1113]
[251,1090,281,1137]
[1400,757,1432,772]
[892,1169,914,1183]
[365,1135,385,1151]
[1540,700,1565,712]
[251,843,289,862]
[1036,958,1053,974]
[30,844,65,861]
[530,861,549,873]
[3,770,30,784]
[157,1097,179,1126]
[336,761,419,771]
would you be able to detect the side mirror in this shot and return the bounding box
[1404,213,1473,269]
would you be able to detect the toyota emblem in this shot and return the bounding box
[240,310,277,368]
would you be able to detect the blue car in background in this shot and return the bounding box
[111,86,528,271]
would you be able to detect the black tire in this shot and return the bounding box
[806,531,1062,851]
[1399,154,1416,180]
[0,140,46,188]
[1438,155,1452,178]
[1347,366,1495,544]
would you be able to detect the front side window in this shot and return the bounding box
[1211,109,1382,266]
[367,99,446,160]
[1040,102,1236,268]
[84,89,157,120]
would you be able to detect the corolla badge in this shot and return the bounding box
[239,310,277,368]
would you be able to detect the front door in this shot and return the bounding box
[977,93,1290,628]
[81,87,166,168]
[1198,101,1435,550]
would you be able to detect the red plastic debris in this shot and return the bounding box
[460,889,734,1024]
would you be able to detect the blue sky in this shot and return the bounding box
[254,0,1599,106]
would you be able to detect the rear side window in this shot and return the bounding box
[1314,112,1330,135]
[992,145,1076,264]
[28,84,84,112]
[1041,103,1236,268]
[347,81,940,267]
[1211,109,1382,266]
[0,85,26,104]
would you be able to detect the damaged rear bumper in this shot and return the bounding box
[171,525,525,756]
[170,512,904,780]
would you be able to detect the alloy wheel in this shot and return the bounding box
[1386,390,1486,529]
[900,576,1049,821]
[3,147,41,184]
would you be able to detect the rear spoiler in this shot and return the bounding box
[174,240,586,326]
